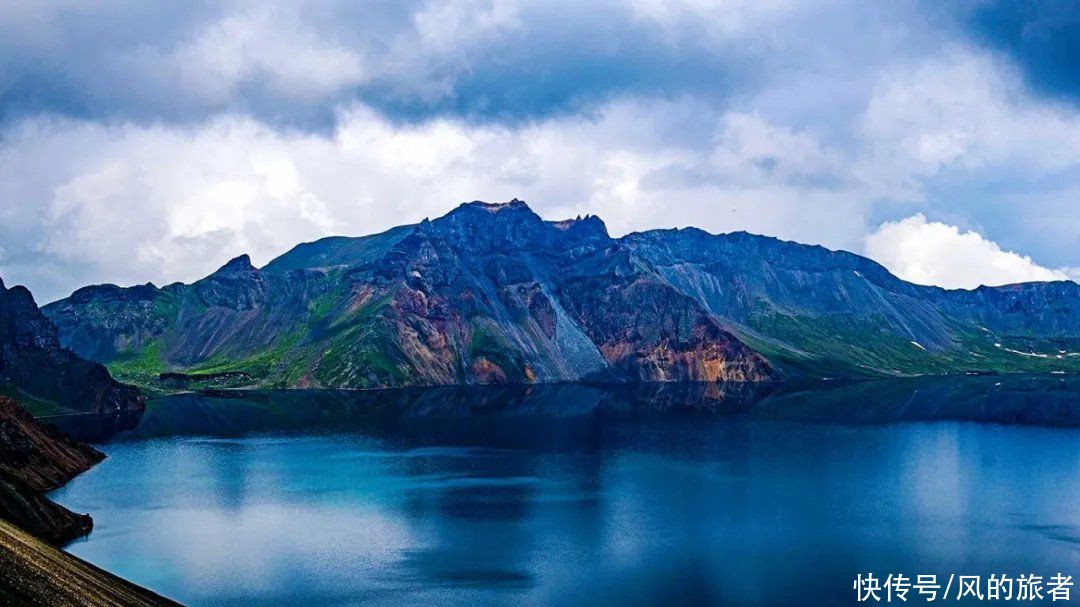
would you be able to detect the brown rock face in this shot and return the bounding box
[0,476,93,546]
[561,268,774,383]
[0,397,104,492]
[0,396,103,545]
[470,357,509,384]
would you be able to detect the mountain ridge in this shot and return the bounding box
[42,200,1080,391]
[1,277,146,418]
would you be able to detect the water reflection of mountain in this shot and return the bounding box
[54,374,1077,443]
[752,374,1080,426]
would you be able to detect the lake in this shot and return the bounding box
[51,376,1080,606]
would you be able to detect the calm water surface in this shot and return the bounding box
[51,379,1080,606]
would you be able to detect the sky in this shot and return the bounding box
[0,0,1077,303]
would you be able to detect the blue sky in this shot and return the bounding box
[0,0,1077,302]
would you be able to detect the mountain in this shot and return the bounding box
[0,276,143,544]
[0,279,173,602]
[0,277,145,418]
[42,200,1080,391]
[622,228,1080,377]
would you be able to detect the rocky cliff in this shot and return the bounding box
[623,228,1080,376]
[42,200,1080,389]
[0,276,146,546]
[44,201,773,390]
[0,278,145,418]
[0,396,102,545]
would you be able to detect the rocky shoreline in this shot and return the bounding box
[0,395,183,606]
[0,519,180,607]
[1,273,181,605]
[0,396,102,545]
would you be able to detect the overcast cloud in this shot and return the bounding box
[0,0,1076,301]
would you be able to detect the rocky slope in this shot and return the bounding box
[623,228,1080,377]
[0,519,181,607]
[44,201,772,390]
[0,475,92,548]
[0,278,178,604]
[1,278,145,418]
[0,275,146,545]
[0,397,103,494]
[0,396,102,545]
[42,200,1080,389]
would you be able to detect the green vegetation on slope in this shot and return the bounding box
[742,309,1080,379]
[107,341,165,389]
[470,319,528,382]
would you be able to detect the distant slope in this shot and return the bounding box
[0,519,182,607]
[43,200,1079,390]
[624,228,1080,377]
[263,225,415,273]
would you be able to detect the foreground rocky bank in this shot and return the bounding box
[0,394,180,605]
[0,395,180,606]
[0,519,180,607]
[0,275,176,605]
[0,396,102,545]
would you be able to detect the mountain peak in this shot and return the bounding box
[215,254,257,275]
[65,283,160,305]
[451,198,534,215]
[434,198,543,239]
[551,214,609,239]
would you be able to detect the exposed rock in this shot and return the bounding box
[624,227,1080,376]
[0,280,145,418]
[0,396,103,545]
[0,397,103,493]
[42,200,1080,389]
[0,518,182,606]
[0,475,92,547]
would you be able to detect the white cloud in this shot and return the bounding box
[3,54,1078,303]
[156,7,367,105]
[0,19,1077,303]
[865,214,1072,289]
[628,0,795,38]
[0,98,879,302]
[856,50,1080,201]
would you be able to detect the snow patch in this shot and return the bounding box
[1001,346,1050,358]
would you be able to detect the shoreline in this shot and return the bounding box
[0,519,181,607]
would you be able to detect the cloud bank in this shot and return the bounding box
[0,1,1075,302]
[865,215,1071,289]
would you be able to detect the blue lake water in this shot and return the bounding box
[51,378,1080,606]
